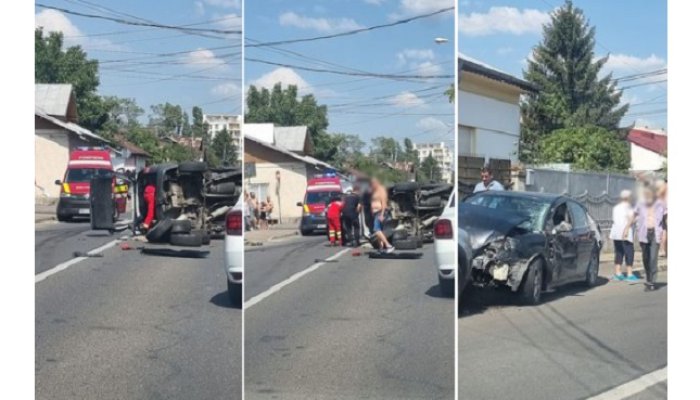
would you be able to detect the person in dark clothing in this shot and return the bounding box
[342,185,362,247]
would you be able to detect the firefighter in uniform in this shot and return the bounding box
[327,195,343,246]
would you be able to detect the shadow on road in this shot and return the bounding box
[424,284,454,300]
[210,291,241,310]
[459,277,610,318]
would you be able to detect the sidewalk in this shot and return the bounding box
[245,223,299,246]
[36,204,56,224]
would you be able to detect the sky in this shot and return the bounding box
[35,0,242,118]
[458,0,668,130]
[245,0,455,150]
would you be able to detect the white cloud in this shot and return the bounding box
[414,61,443,77]
[251,67,313,93]
[213,13,242,31]
[195,1,205,15]
[364,0,385,5]
[604,54,666,73]
[201,0,240,9]
[459,7,549,36]
[279,12,364,33]
[393,0,454,18]
[35,9,119,50]
[417,117,448,133]
[391,91,426,108]
[211,82,240,97]
[397,48,434,65]
[182,48,228,70]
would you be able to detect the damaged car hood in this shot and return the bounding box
[458,203,529,250]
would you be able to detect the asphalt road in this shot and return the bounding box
[36,237,242,399]
[458,262,667,400]
[35,220,119,274]
[245,236,454,399]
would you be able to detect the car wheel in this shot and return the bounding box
[227,280,241,307]
[178,161,207,173]
[585,247,600,287]
[191,229,211,245]
[438,276,454,297]
[519,258,543,305]
[146,219,173,243]
[300,228,312,236]
[171,219,192,234]
[57,214,71,222]
[394,237,418,250]
[170,231,204,247]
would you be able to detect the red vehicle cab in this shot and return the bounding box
[55,148,114,221]
[297,176,343,235]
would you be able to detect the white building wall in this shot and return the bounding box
[458,89,521,162]
[35,130,69,199]
[246,161,310,223]
[630,143,666,171]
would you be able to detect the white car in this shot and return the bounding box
[434,190,456,296]
[224,195,243,306]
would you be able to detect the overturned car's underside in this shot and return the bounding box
[370,182,452,250]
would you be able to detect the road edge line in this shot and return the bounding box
[244,247,351,309]
[586,366,667,400]
[35,237,123,284]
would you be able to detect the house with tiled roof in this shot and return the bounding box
[626,126,667,172]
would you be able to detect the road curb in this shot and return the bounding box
[35,215,56,224]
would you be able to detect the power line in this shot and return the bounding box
[246,6,453,48]
[36,3,241,35]
[246,58,452,80]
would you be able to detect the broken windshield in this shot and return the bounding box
[464,193,550,231]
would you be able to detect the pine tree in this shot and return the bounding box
[521,0,628,161]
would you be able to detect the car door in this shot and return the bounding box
[568,201,595,278]
[546,201,578,283]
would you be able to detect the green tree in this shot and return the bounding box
[370,137,404,162]
[35,28,105,131]
[537,126,630,171]
[419,152,442,182]
[208,129,237,167]
[149,103,186,136]
[521,0,628,162]
[245,84,330,159]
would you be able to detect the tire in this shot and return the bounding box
[171,219,192,234]
[228,280,242,307]
[170,231,203,247]
[57,214,71,222]
[178,161,207,173]
[394,237,418,250]
[584,246,600,288]
[300,228,312,236]
[393,182,419,192]
[391,229,408,241]
[192,229,211,245]
[519,258,543,305]
[439,276,454,297]
[146,218,173,243]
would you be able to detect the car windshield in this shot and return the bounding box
[464,193,551,231]
[65,168,112,182]
[305,191,337,205]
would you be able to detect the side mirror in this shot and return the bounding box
[296,201,303,207]
[54,179,62,185]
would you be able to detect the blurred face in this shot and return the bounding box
[643,189,655,206]
[481,170,492,184]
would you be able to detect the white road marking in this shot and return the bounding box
[35,237,124,283]
[587,367,667,400]
[244,247,351,309]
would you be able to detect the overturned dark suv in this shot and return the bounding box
[461,191,602,305]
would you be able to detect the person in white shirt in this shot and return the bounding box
[473,165,505,193]
[610,189,637,282]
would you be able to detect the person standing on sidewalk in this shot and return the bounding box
[342,185,362,247]
[610,190,637,282]
[635,186,666,291]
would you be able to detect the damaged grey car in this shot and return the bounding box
[462,191,602,305]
